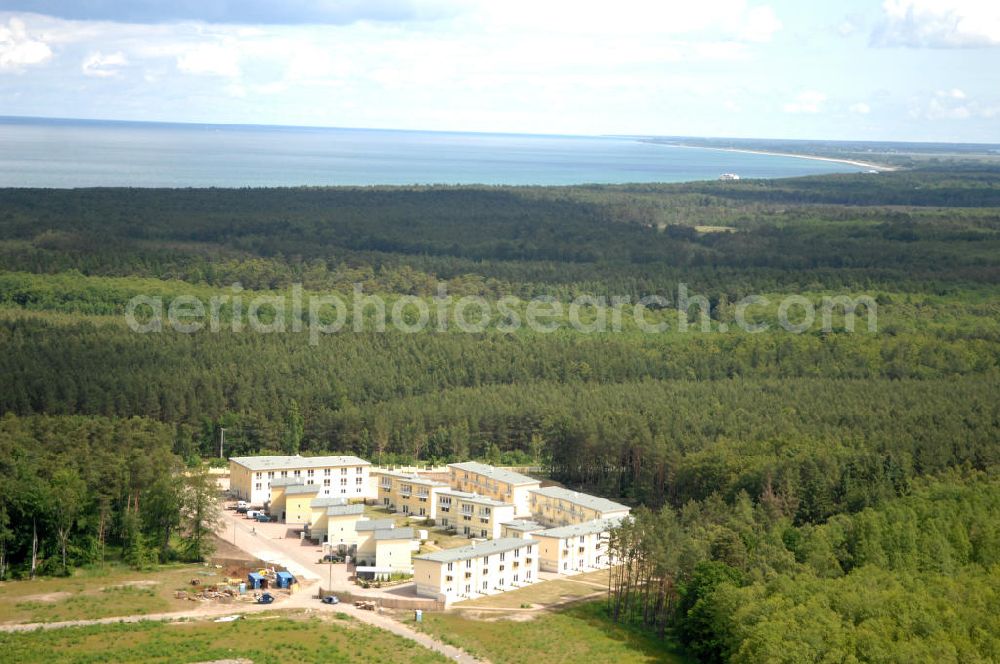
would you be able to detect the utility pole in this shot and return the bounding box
[219,426,226,459]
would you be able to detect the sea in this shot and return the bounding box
[0,116,864,188]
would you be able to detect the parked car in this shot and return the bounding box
[257,592,274,604]
[322,595,340,605]
[236,505,248,514]
[236,500,249,510]
[321,553,344,563]
[254,513,271,522]
[246,510,259,519]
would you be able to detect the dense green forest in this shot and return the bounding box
[1,168,998,659]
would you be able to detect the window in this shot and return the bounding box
[527,545,533,554]
[324,468,331,476]
[340,478,347,486]
[447,562,453,571]
[293,470,301,477]
[280,471,288,477]
[482,580,488,590]
[356,467,363,474]
[514,574,519,583]
[255,482,261,490]
[267,471,274,478]
[355,477,363,485]
[307,469,314,477]
[341,489,346,494]
[465,559,472,568]
[341,468,348,475]
[323,479,330,487]
[499,552,506,561]
[526,570,532,580]
[480,529,487,537]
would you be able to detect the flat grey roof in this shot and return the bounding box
[270,477,304,488]
[502,520,542,531]
[327,504,365,517]
[356,518,396,532]
[374,527,414,541]
[415,537,538,564]
[230,455,370,471]
[529,486,630,514]
[438,489,509,507]
[448,462,539,487]
[535,517,626,540]
[374,469,450,487]
[311,496,349,508]
[284,484,321,495]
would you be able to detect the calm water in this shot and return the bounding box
[0,117,862,187]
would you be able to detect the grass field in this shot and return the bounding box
[0,611,450,663]
[456,579,602,609]
[0,564,223,624]
[412,601,690,664]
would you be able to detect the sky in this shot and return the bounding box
[0,0,998,142]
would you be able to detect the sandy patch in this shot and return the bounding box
[22,591,72,603]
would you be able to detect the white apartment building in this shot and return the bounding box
[534,518,623,574]
[413,537,539,603]
[437,490,515,539]
[528,486,630,527]
[448,462,540,517]
[230,455,373,505]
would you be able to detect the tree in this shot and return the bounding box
[50,467,86,575]
[143,474,181,562]
[283,399,304,455]
[121,508,154,570]
[180,466,221,562]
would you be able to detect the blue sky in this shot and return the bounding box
[0,1,997,142]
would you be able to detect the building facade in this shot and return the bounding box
[528,486,630,527]
[437,490,515,539]
[534,518,622,574]
[447,462,540,517]
[413,537,539,603]
[230,455,373,505]
[371,469,449,519]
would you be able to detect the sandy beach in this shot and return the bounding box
[662,142,897,172]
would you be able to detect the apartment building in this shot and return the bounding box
[413,537,539,603]
[528,486,630,527]
[230,455,373,505]
[501,519,543,539]
[534,518,622,574]
[447,462,540,517]
[355,523,415,573]
[319,503,366,546]
[437,490,515,539]
[371,469,449,519]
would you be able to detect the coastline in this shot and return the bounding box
[657,142,897,172]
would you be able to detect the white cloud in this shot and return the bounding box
[919,89,999,119]
[873,0,1000,48]
[176,42,241,77]
[849,102,871,114]
[0,17,52,71]
[783,90,826,114]
[82,50,127,77]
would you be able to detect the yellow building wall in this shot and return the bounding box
[375,539,413,571]
[326,514,362,546]
[269,485,287,516]
[285,493,319,524]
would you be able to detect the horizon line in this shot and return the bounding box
[2,114,998,149]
